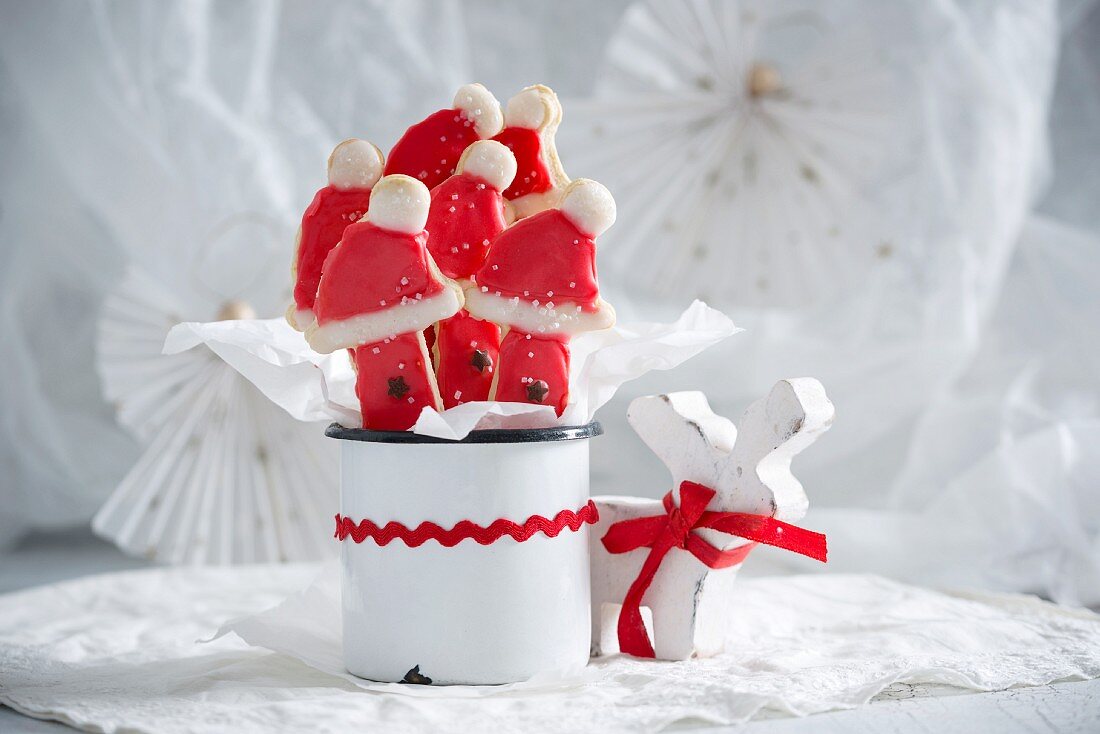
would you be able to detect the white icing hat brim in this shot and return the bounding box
[306,287,463,353]
[464,288,616,336]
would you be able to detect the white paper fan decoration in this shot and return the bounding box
[94,269,337,564]
[565,0,905,307]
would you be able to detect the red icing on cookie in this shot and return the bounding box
[473,209,600,310]
[384,109,481,191]
[313,222,442,325]
[426,173,508,281]
[353,332,436,431]
[495,330,569,416]
[435,310,500,408]
[293,186,372,314]
[492,127,551,200]
[423,325,437,365]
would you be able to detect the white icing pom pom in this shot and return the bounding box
[328,139,384,190]
[368,175,430,235]
[458,140,517,193]
[452,83,504,138]
[504,87,548,130]
[559,179,616,237]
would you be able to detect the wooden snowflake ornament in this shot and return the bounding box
[590,379,834,660]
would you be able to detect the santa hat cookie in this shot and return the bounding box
[307,175,462,430]
[425,139,517,281]
[287,139,383,331]
[306,175,463,355]
[465,178,617,337]
[424,140,516,409]
[466,179,616,415]
[492,85,570,219]
[384,83,504,191]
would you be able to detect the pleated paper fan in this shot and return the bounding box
[566,0,903,308]
[94,269,337,564]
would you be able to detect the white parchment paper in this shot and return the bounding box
[1,565,1098,733]
[164,300,740,438]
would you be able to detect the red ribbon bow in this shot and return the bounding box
[601,480,828,658]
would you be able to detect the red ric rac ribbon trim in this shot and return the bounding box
[335,500,599,548]
[600,480,828,658]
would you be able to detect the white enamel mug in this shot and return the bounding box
[328,422,602,685]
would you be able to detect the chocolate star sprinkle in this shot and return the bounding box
[470,349,492,373]
[526,379,550,403]
[387,376,410,399]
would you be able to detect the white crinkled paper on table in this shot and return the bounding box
[163,300,740,438]
[2,564,1099,734]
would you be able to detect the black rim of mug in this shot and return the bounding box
[324,421,603,445]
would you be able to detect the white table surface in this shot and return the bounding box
[2,529,1097,734]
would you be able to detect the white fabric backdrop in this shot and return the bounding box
[0,0,1097,605]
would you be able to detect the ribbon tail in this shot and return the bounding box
[617,540,673,658]
[704,513,828,563]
